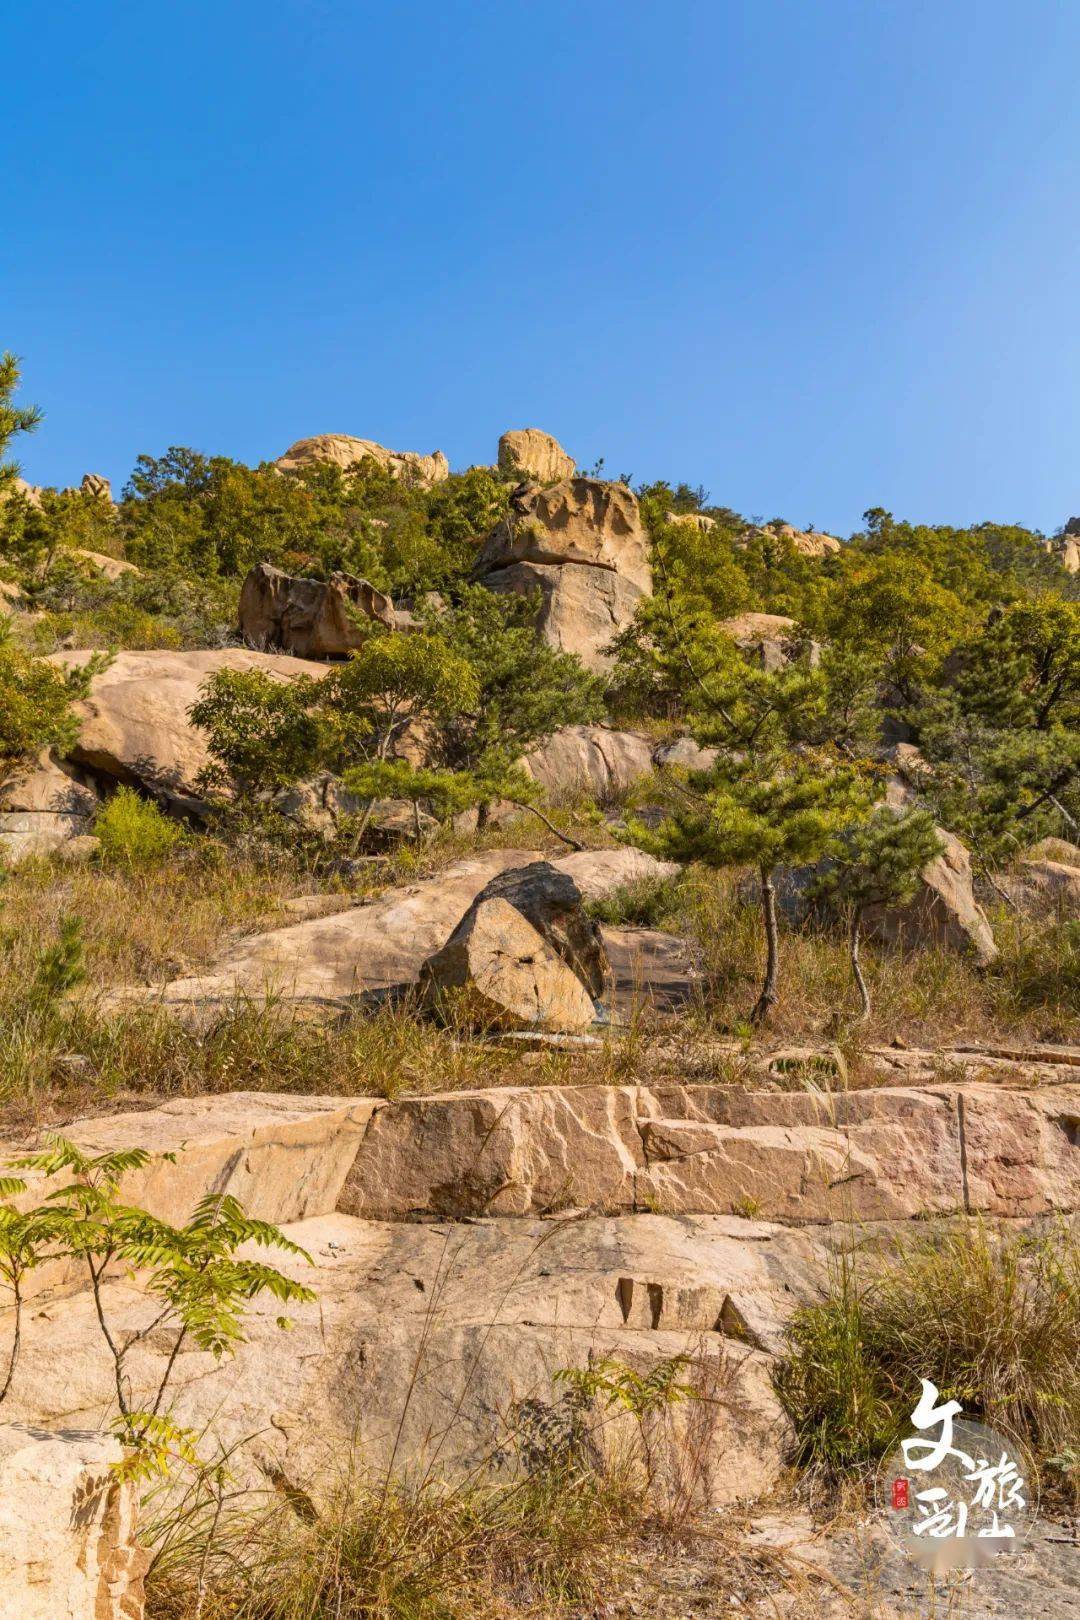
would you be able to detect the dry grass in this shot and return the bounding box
[667,866,1080,1049]
[775,1218,1080,1500]
[146,1461,641,1620]
[1,817,1077,1131]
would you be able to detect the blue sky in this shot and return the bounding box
[4,0,1079,537]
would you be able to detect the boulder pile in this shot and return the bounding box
[474,476,652,670]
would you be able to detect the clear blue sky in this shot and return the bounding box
[5,0,1079,537]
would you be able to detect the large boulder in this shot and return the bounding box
[138,846,676,1012]
[476,477,651,590]
[468,859,609,997]
[48,648,327,807]
[419,896,598,1032]
[475,478,651,671]
[480,560,646,672]
[71,549,137,581]
[0,1426,146,1619]
[522,724,655,801]
[80,472,113,501]
[738,522,842,559]
[239,561,395,656]
[0,752,100,863]
[990,856,1080,920]
[498,428,576,483]
[275,434,449,486]
[864,828,998,963]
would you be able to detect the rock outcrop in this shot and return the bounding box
[990,854,1080,920]
[718,611,815,671]
[666,511,716,532]
[276,434,449,486]
[239,561,395,656]
[80,472,113,501]
[2,1075,1077,1532]
[739,522,842,558]
[1046,525,1080,573]
[498,428,576,483]
[522,724,656,801]
[126,847,677,1012]
[419,896,598,1031]
[71,549,137,581]
[0,1426,146,1619]
[0,750,99,863]
[475,478,652,670]
[48,648,327,808]
[864,827,998,963]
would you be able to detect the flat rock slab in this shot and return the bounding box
[127,846,676,1012]
[604,925,699,1013]
[2,1210,822,1511]
[339,1081,1080,1224]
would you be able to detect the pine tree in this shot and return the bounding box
[806,807,942,1020]
[0,352,42,487]
[636,747,873,1024]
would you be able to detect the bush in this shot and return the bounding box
[94,787,184,866]
[585,872,684,928]
[775,1221,1080,1495]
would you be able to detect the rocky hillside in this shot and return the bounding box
[1,379,1079,1617]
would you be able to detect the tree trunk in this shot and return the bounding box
[849,906,871,1022]
[750,865,780,1026]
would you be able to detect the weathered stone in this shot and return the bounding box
[665,511,716,532]
[0,749,99,814]
[133,847,677,1012]
[990,857,1080,920]
[276,434,449,486]
[653,735,719,772]
[3,1212,816,1512]
[338,1080,1080,1224]
[419,897,597,1032]
[72,549,138,580]
[239,561,395,657]
[54,833,101,864]
[470,859,609,997]
[0,811,91,863]
[80,472,113,501]
[476,477,651,591]
[48,647,327,806]
[475,477,651,671]
[738,522,842,558]
[479,557,646,672]
[864,828,998,963]
[498,428,576,483]
[522,724,656,800]
[718,612,815,671]
[0,1425,146,1619]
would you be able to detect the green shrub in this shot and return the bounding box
[585,873,685,928]
[94,787,184,866]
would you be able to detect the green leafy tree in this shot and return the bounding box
[806,807,943,1020]
[0,1138,314,1469]
[0,627,101,788]
[189,669,330,799]
[0,352,41,487]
